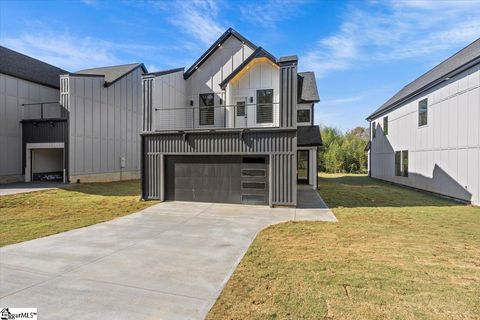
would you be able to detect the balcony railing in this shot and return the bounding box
[21,102,67,120]
[153,103,279,131]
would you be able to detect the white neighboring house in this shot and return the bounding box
[367,38,480,205]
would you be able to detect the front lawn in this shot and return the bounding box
[208,174,480,320]
[0,180,157,246]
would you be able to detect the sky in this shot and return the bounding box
[1,0,479,131]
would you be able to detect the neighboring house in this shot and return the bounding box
[141,28,321,206]
[0,45,146,183]
[366,38,480,205]
[0,46,67,183]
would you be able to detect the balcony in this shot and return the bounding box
[21,102,67,121]
[153,102,280,131]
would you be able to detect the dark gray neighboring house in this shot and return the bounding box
[0,46,146,183]
[141,28,322,207]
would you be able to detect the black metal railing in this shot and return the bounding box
[21,102,67,120]
[153,102,279,130]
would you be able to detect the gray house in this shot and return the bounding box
[0,46,146,183]
[141,28,321,207]
[367,38,480,206]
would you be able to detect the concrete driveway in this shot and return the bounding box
[0,198,335,319]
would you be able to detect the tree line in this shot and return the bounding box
[318,126,369,173]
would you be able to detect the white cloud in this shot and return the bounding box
[1,28,157,71]
[303,0,480,78]
[153,0,224,46]
[238,0,307,28]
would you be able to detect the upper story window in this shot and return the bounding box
[199,93,214,126]
[297,109,311,123]
[256,89,273,123]
[418,98,428,127]
[372,122,376,139]
[383,116,388,135]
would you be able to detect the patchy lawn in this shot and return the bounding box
[0,180,157,246]
[208,174,480,320]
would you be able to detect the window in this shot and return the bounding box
[395,150,409,177]
[297,109,311,123]
[383,116,388,135]
[199,93,214,125]
[418,98,428,126]
[402,150,409,177]
[372,122,376,138]
[242,182,266,189]
[236,101,245,116]
[242,169,266,177]
[256,89,273,123]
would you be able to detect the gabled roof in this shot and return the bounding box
[298,72,320,103]
[368,37,480,120]
[73,63,147,86]
[219,47,277,89]
[143,67,184,77]
[0,46,68,89]
[184,27,258,80]
[298,125,323,146]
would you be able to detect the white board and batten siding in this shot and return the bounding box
[370,63,480,205]
[62,67,143,179]
[0,74,60,182]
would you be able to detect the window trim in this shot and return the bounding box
[199,93,214,126]
[297,109,311,123]
[418,98,428,127]
[256,89,274,124]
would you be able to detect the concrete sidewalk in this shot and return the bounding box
[0,182,66,196]
[0,191,335,319]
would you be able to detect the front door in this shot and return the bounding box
[297,150,309,184]
[234,97,247,128]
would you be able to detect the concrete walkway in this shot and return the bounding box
[0,182,66,196]
[0,191,335,320]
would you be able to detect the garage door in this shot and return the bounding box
[165,155,268,205]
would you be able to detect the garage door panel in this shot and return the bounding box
[165,155,268,205]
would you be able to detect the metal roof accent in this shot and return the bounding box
[74,63,148,86]
[368,38,480,120]
[143,67,184,77]
[298,72,320,103]
[183,27,258,80]
[298,125,323,146]
[0,45,68,89]
[219,47,277,89]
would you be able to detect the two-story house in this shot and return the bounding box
[367,38,480,206]
[0,45,146,183]
[141,28,321,207]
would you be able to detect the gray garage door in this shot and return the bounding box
[165,155,268,205]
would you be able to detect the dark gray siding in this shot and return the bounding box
[142,129,297,206]
[279,57,298,128]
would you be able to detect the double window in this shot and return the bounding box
[418,98,428,127]
[199,93,214,126]
[395,150,409,177]
[256,89,273,123]
[297,109,311,123]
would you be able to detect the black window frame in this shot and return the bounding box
[199,93,214,126]
[418,98,428,127]
[402,150,409,177]
[297,109,311,123]
[256,89,274,124]
[383,116,388,135]
[236,100,246,117]
[372,122,376,139]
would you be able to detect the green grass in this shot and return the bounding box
[0,180,157,246]
[207,174,480,320]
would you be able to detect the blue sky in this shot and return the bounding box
[1,0,479,131]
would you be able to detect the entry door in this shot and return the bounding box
[234,97,247,128]
[297,150,309,184]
